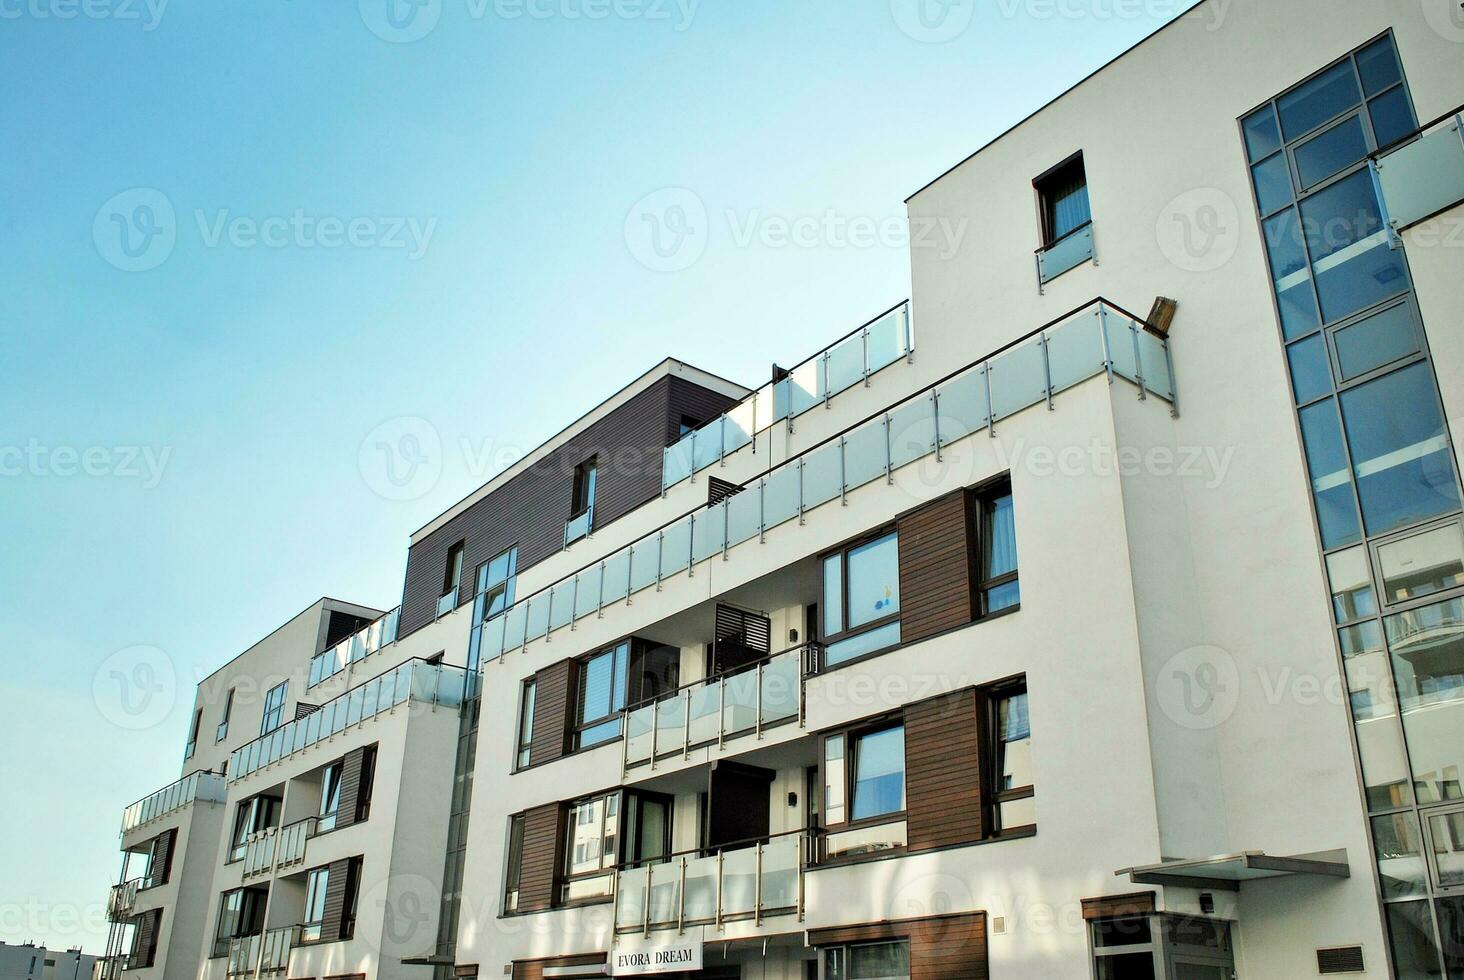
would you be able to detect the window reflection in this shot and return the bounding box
[1385,597,1464,805]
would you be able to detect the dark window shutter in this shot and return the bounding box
[712,605,771,675]
[528,661,573,767]
[1318,947,1366,974]
[905,690,984,850]
[154,828,177,885]
[515,803,566,913]
[707,477,743,505]
[335,747,368,830]
[319,858,352,942]
[131,909,162,968]
[896,490,977,644]
[295,702,320,720]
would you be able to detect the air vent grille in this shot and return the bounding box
[1317,946,1365,974]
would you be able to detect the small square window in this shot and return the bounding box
[1035,154,1090,247]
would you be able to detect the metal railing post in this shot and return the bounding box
[1040,331,1054,411]
[838,436,847,506]
[643,864,653,937]
[883,414,893,485]
[715,851,725,932]
[861,327,870,387]
[1098,307,1115,385]
[755,661,764,739]
[754,842,764,926]
[569,575,578,631]
[677,857,688,935]
[1130,319,1147,400]
[683,688,691,760]
[1164,338,1180,419]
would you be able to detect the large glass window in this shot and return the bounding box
[1298,399,1361,548]
[1376,523,1464,605]
[1385,597,1464,807]
[575,642,628,749]
[850,726,905,821]
[227,795,280,863]
[822,531,901,667]
[824,941,910,980]
[1339,363,1460,536]
[1298,168,1406,324]
[1340,620,1413,810]
[301,867,329,942]
[515,679,536,770]
[476,546,518,621]
[562,793,618,903]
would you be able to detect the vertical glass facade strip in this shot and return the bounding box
[1244,32,1464,979]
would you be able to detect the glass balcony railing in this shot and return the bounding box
[244,817,316,880]
[120,770,228,836]
[614,831,805,934]
[226,934,261,976]
[1036,221,1095,287]
[230,659,466,782]
[564,506,594,547]
[469,299,1172,666]
[242,827,276,878]
[662,302,914,492]
[819,818,909,861]
[623,645,815,772]
[307,606,401,689]
[258,925,299,975]
[107,879,140,921]
[436,589,459,619]
[1373,106,1464,233]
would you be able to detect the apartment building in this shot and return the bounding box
[0,942,95,980]
[97,0,1464,977]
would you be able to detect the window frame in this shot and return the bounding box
[300,865,329,943]
[559,791,621,905]
[442,540,465,599]
[987,679,1035,836]
[356,745,377,823]
[503,813,525,913]
[1033,151,1091,248]
[573,641,629,750]
[976,479,1020,617]
[260,681,288,736]
[215,688,234,742]
[819,939,911,980]
[317,761,344,833]
[819,528,902,664]
[185,707,202,759]
[571,457,598,520]
[819,717,909,854]
[475,545,519,621]
[515,678,536,770]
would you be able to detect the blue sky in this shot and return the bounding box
[0,0,1187,952]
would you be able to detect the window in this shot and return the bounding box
[260,681,288,735]
[1090,916,1158,980]
[561,793,618,903]
[822,941,909,980]
[575,642,628,749]
[317,762,343,833]
[356,746,377,823]
[822,724,908,860]
[623,792,672,868]
[1384,597,1464,807]
[301,867,329,942]
[212,888,265,957]
[821,531,901,667]
[1374,521,1464,606]
[571,457,597,518]
[228,795,280,862]
[216,689,234,742]
[342,857,363,939]
[439,540,465,617]
[184,708,202,759]
[515,680,536,769]
[476,546,518,621]
[504,815,525,912]
[991,685,1035,833]
[1035,153,1090,246]
[979,484,1019,613]
[678,416,701,438]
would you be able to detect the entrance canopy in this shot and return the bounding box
[1116,849,1350,891]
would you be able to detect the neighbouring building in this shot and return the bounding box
[0,942,95,980]
[97,1,1464,977]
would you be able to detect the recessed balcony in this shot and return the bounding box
[241,817,316,881]
[307,606,400,689]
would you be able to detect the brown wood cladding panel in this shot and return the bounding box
[1082,891,1156,921]
[512,954,605,980]
[896,491,977,644]
[515,803,565,913]
[905,689,984,850]
[335,747,366,830]
[319,858,351,943]
[810,911,987,979]
[528,660,573,766]
[399,376,741,637]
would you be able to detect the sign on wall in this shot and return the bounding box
[607,935,703,976]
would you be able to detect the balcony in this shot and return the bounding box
[1373,106,1464,232]
[258,926,299,975]
[229,658,465,782]
[1035,221,1095,288]
[564,505,594,547]
[663,302,913,492]
[307,606,401,689]
[107,879,140,921]
[613,832,805,935]
[95,954,125,980]
[623,645,814,774]
[120,770,228,836]
[469,299,1173,665]
[242,817,316,880]
[226,934,261,977]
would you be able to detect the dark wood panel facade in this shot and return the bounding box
[526,660,573,768]
[515,803,566,913]
[905,689,985,850]
[399,374,741,637]
[896,490,978,644]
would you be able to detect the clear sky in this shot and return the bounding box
[0,0,1190,953]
